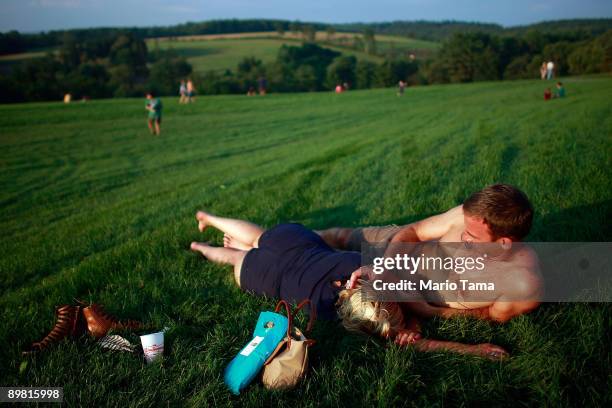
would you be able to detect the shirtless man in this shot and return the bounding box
[317,184,542,323]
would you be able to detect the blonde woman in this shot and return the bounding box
[190,211,509,360]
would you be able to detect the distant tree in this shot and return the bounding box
[355,60,378,88]
[236,56,264,90]
[503,55,533,79]
[294,65,318,91]
[12,55,62,101]
[326,27,336,41]
[523,30,546,54]
[108,33,149,96]
[275,22,285,37]
[109,33,148,70]
[420,58,450,84]
[199,70,240,95]
[289,23,298,35]
[0,30,26,55]
[568,30,612,74]
[438,32,501,82]
[363,28,377,55]
[149,56,192,95]
[302,25,316,43]
[237,57,263,75]
[0,75,23,102]
[58,33,82,71]
[62,62,110,98]
[353,36,364,51]
[265,61,295,92]
[541,41,576,76]
[326,56,357,88]
[375,58,418,87]
[276,43,340,90]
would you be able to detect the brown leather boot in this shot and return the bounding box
[80,302,143,338]
[23,305,84,354]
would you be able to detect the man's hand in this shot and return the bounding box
[346,265,375,289]
[394,329,422,346]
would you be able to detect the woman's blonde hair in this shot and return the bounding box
[336,280,404,338]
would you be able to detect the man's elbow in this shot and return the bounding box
[490,301,540,323]
[490,313,513,323]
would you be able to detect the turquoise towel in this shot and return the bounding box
[224,311,288,394]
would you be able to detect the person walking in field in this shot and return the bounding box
[397,80,407,96]
[546,61,554,80]
[186,79,196,103]
[179,80,188,104]
[145,92,162,135]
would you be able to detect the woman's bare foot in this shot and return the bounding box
[190,241,211,255]
[223,234,253,251]
[196,211,209,232]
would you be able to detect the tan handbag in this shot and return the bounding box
[262,299,316,390]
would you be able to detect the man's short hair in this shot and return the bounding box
[463,184,533,240]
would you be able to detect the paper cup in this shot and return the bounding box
[140,331,164,363]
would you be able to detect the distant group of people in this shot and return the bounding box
[179,79,196,104]
[335,82,350,93]
[142,63,566,136]
[247,77,268,96]
[544,82,566,101]
[540,61,555,80]
[63,93,90,103]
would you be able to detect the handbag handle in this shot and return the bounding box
[293,299,316,333]
[274,300,293,349]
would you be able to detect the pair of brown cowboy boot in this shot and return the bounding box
[23,300,143,354]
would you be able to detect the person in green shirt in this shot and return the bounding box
[145,92,162,135]
[554,82,566,98]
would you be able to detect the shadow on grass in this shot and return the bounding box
[302,198,611,242]
[531,199,611,241]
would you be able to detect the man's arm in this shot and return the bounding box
[403,298,540,323]
[402,301,492,320]
[389,205,463,244]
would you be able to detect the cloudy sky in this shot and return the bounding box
[1,0,611,32]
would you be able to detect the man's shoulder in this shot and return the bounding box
[499,262,542,299]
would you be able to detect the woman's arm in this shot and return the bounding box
[409,339,509,360]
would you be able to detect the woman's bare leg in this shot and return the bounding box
[190,242,246,286]
[410,339,509,360]
[196,211,264,249]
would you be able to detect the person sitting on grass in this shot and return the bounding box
[544,88,552,101]
[316,184,542,323]
[190,210,509,360]
[554,82,566,98]
[145,92,162,135]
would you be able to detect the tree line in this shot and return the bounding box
[2,18,609,56]
[0,33,192,103]
[0,19,610,103]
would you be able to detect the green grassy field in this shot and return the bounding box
[0,76,611,406]
[0,32,436,75]
[149,31,438,73]
[148,37,384,73]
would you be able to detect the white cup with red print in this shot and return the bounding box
[140,331,164,363]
